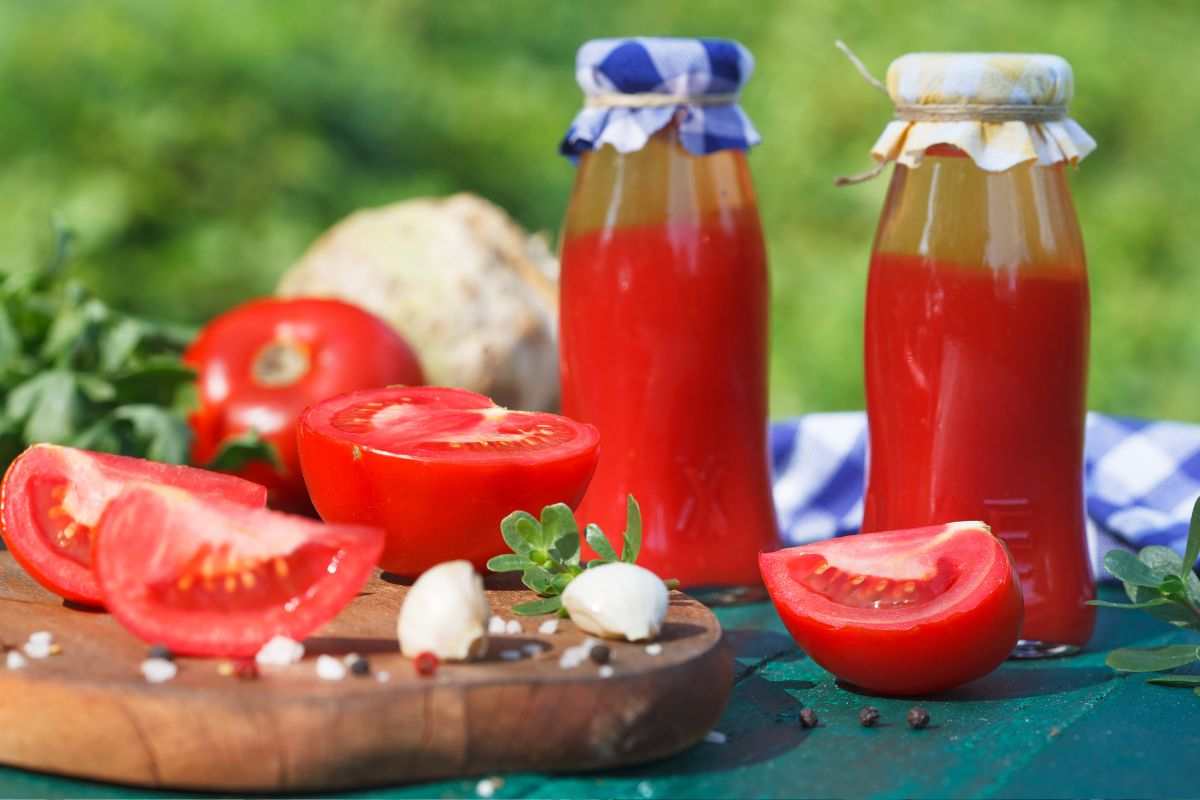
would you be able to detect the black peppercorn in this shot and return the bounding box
[907,707,931,729]
[349,656,370,676]
[148,644,174,662]
[859,706,881,727]
[589,644,611,665]
[798,708,819,729]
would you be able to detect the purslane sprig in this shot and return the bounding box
[1092,495,1200,694]
[486,495,677,616]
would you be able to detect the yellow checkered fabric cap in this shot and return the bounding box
[870,52,1096,172]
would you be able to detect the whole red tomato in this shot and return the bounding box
[186,298,423,512]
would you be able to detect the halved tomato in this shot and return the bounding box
[0,444,268,606]
[298,386,600,576]
[93,483,383,656]
[759,522,1023,696]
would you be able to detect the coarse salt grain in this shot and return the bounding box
[476,776,503,797]
[6,651,27,670]
[505,619,522,635]
[141,657,178,684]
[645,643,663,656]
[342,652,360,665]
[23,640,52,660]
[28,631,53,648]
[598,665,614,678]
[537,618,559,635]
[637,780,654,798]
[703,730,728,744]
[487,616,507,635]
[557,638,599,669]
[499,649,522,661]
[376,670,391,683]
[255,635,304,666]
[522,643,542,657]
[316,654,347,681]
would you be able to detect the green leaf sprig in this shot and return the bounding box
[0,221,278,473]
[1093,495,1200,695]
[486,495,676,616]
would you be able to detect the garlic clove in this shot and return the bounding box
[398,560,492,660]
[561,562,668,642]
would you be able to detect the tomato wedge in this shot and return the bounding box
[93,483,383,656]
[298,386,600,576]
[0,445,268,606]
[759,522,1023,696]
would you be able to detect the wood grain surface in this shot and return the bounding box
[0,552,731,792]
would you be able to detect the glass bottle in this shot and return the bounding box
[558,38,778,590]
[855,52,1099,655]
[863,143,1094,653]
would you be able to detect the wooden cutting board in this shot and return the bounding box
[0,552,732,792]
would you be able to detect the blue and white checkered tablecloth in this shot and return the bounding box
[770,412,1200,578]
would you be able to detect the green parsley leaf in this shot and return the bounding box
[500,511,538,557]
[1106,645,1200,673]
[1147,675,1200,687]
[512,596,563,616]
[1105,550,1166,589]
[1185,496,1200,580]
[204,429,282,472]
[485,554,531,573]
[621,494,642,563]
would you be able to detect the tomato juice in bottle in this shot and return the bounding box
[855,53,1099,655]
[558,39,778,589]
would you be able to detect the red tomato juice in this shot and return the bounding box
[559,208,778,588]
[862,251,1095,646]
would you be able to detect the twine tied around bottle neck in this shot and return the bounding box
[833,41,1069,186]
[584,92,740,109]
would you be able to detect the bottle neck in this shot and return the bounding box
[563,125,759,238]
[873,148,1086,271]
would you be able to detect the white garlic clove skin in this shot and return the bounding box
[398,560,492,661]
[561,562,669,642]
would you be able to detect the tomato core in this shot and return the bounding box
[251,340,311,388]
[28,479,94,567]
[788,553,958,610]
[149,542,343,613]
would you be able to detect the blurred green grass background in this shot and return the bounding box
[2,0,1197,421]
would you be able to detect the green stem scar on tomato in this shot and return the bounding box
[760,522,1023,697]
[298,386,600,577]
[93,483,383,657]
[0,444,268,607]
[186,297,424,513]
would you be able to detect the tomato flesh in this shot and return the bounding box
[186,297,424,513]
[0,445,268,606]
[759,522,1023,696]
[298,386,600,576]
[93,483,383,657]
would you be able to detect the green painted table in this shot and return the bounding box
[2,585,1196,799]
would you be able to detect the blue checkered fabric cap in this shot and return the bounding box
[560,37,761,160]
[769,412,1200,580]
